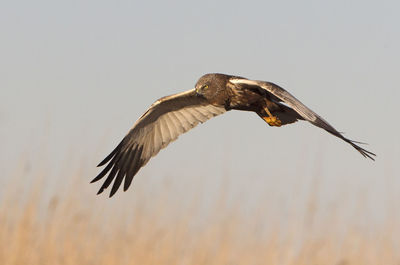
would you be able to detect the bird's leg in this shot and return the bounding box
[262,103,282,127]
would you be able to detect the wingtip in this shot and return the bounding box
[365,151,377,161]
[96,188,104,195]
[356,145,376,161]
[342,136,376,161]
[97,158,110,167]
[108,190,116,198]
[363,152,376,161]
[96,187,116,197]
[97,140,124,167]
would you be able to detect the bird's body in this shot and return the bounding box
[194,73,263,109]
[92,73,375,197]
[194,74,302,125]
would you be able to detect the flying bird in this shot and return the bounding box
[92,73,375,197]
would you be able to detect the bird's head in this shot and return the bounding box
[195,83,210,98]
[194,73,227,99]
[194,75,211,98]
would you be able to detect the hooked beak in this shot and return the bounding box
[195,87,201,97]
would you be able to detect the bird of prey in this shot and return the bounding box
[92,73,375,197]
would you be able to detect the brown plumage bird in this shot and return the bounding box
[92,73,375,197]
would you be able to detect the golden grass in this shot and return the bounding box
[1,158,399,265]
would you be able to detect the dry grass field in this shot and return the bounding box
[1,155,399,265]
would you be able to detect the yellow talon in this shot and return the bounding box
[263,116,282,127]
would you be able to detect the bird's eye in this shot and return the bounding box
[203,85,209,89]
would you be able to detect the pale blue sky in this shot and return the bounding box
[1,0,399,222]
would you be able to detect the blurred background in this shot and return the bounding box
[1,0,399,264]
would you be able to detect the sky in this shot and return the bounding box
[1,0,399,222]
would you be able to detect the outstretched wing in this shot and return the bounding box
[229,78,376,160]
[92,89,226,197]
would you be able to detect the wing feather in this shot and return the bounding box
[123,145,143,192]
[159,116,172,146]
[187,108,206,122]
[167,112,185,135]
[173,111,192,130]
[230,78,376,160]
[180,108,198,126]
[92,89,226,196]
[153,122,163,154]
